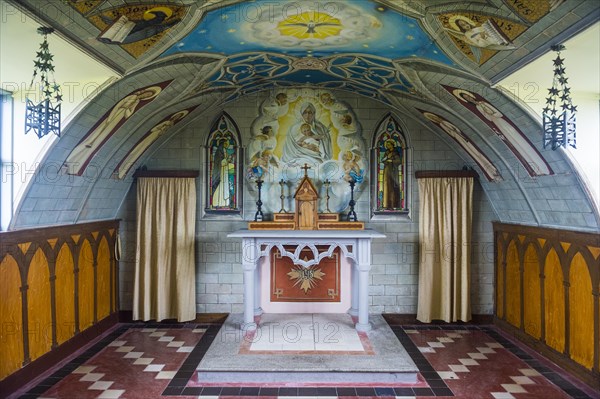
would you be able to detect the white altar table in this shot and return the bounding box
[227,229,385,332]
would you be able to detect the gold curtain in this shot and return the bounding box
[417,176,473,323]
[133,177,196,322]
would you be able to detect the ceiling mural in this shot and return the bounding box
[417,109,503,182]
[64,80,172,176]
[67,3,187,58]
[246,88,366,214]
[8,0,599,229]
[65,0,103,15]
[161,0,455,65]
[438,13,525,65]
[503,0,565,23]
[443,85,554,177]
[113,105,198,179]
[199,53,414,105]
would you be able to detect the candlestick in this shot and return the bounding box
[324,179,331,213]
[278,179,286,213]
[347,179,357,222]
[254,177,264,221]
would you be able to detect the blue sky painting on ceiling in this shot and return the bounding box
[161,0,454,66]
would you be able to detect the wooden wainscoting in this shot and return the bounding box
[493,222,599,389]
[0,220,120,392]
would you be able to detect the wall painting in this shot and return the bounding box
[80,4,187,58]
[438,13,526,64]
[246,89,366,214]
[113,106,197,179]
[418,109,502,182]
[65,80,171,176]
[444,85,553,176]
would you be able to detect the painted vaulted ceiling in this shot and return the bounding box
[7,0,600,230]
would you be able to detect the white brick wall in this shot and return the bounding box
[116,91,499,316]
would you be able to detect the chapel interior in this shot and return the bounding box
[1,0,599,398]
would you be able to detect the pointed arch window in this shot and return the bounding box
[206,113,242,213]
[373,114,408,214]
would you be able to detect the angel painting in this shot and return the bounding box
[342,150,364,184]
[247,149,280,180]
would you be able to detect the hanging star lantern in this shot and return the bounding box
[542,44,576,150]
[25,27,62,138]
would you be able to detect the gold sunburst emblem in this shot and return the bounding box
[287,265,325,294]
[277,11,342,40]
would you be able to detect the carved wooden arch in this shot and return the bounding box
[0,220,120,372]
[492,221,600,386]
[496,230,597,287]
[563,243,600,289]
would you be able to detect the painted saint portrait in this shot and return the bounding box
[207,115,239,210]
[374,116,406,212]
[65,80,171,176]
[439,13,526,64]
[113,107,195,179]
[444,86,553,176]
[419,110,502,182]
[86,5,187,58]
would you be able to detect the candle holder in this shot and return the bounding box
[254,177,264,221]
[347,179,357,222]
[324,179,331,213]
[278,179,286,213]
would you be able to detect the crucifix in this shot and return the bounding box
[301,163,311,177]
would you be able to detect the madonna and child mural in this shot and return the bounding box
[246,89,366,214]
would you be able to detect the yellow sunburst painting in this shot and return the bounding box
[277,11,342,40]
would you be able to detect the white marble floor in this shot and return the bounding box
[248,313,364,352]
[197,313,418,372]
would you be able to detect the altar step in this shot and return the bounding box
[189,371,425,387]
[197,314,419,373]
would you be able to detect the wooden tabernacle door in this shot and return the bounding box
[271,246,341,302]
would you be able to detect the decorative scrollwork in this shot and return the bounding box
[292,57,328,70]
[257,242,356,268]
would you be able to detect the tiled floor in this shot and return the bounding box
[13,316,599,399]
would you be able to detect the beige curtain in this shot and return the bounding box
[133,177,196,322]
[417,176,473,323]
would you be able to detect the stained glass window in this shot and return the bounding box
[374,115,406,212]
[207,114,239,211]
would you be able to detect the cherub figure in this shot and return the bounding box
[275,92,288,106]
[255,125,277,150]
[247,149,280,179]
[342,150,364,183]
